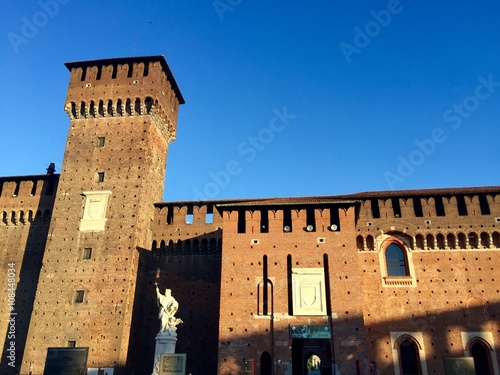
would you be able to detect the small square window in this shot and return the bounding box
[97,137,105,147]
[96,172,105,183]
[83,248,92,260]
[67,341,76,348]
[74,290,85,303]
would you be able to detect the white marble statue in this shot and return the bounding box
[155,281,183,333]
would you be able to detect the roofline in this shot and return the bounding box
[154,186,500,207]
[64,55,185,104]
[0,174,59,182]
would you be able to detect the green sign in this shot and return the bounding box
[443,357,475,375]
[290,325,331,339]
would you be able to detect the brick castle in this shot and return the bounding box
[0,56,499,375]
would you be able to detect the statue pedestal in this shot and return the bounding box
[152,329,177,375]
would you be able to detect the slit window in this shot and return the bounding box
[96,172,105,183]
[97,137,105,147]
[166,204,174,225]
[185,205,193,224]
[83,248,92,260]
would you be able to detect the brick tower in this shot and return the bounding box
[21,56,184,374]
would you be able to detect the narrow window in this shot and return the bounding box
[67,341,76,348]
[262,255,268,315]
[287,255,293,315]
[185,205,193,224]
[143,62,149,76]
[458,233,467,249]
[468,232,478,249]
[96,65,102,80]
[80,67,86,81]
[392,197,402,218]
[97,137,105,147]
[434,196,445,216]
[413,197,423,217]
[205,204,214,224]
[366,235,374,251]
[415,234,425,249]
[83,248,92,260]
[446,234,456,249]
[166,204,174,225]
[436,234,445,249]
[237,209,246,233]
[283,208,292,232]
[399,339,421,375]
[478,194,491,215]
[385,244,408,277]
[13,182,20,197]
[330,207,340,231]
[96,172,105,183]
[260,209,269,233]
[456,195,468,216]
[127,63,133,78]
[74,290,85,303]
[371,198,380,219]
[323,254,332,315]
[306,207,316,232]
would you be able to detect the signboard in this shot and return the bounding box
[159,353,186,375]
[290,325,331,339]
[43,347,88,375]
[443,357,475,375]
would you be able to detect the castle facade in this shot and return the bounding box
[0,56,499,375]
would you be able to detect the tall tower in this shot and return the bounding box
[22,56,184,374]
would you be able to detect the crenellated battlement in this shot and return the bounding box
[64,56,184,144]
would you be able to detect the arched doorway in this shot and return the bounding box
[260,351,272,375]
[470,341,492,375]
[292,339,332,375]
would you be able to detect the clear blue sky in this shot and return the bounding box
[1,1,499,201]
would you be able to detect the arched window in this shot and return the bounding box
[385,244,408,277]
[470,340,493,375]
[209,238,217,254]
[493,232,500,248]
[446,233,456,249]
[356,235,364,250]
[480,232,490,248]
[399,339,421,375]
[426,234,434,249]
[415,234,424,250]
[468,232,478,249]
[184,239,191,254]
[436,234,445,250]
[458,233,467,249]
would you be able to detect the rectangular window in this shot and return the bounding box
[283,209,292,233]
[97,137,105,147]
[478,194,491,215]
[456,195,468,216]
[413,197,423,217]
[185,205,193,224]
[83,248,92,260]
[260,209,269,233]
[96,172,105,183]
[391,197,402,218]
[67,341,76,348]
[237,209,246,233]
[434,196,445,216]
[370,198,381,219]
[74,290,85,304]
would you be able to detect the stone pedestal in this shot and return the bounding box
[152,329,177,375]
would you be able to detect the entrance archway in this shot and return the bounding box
[292,339,332,375]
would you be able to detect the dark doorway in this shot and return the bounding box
[260,351,272,375]
[399,339,421,375]
[292,339,332,375]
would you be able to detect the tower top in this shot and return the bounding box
[64,55,184,104]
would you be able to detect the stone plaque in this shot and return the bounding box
[159,353,186,375]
